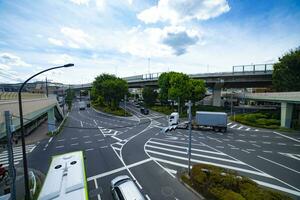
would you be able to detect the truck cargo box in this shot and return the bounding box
[195,111,227,132]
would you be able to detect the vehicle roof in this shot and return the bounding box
[196,111,227,115]
[170,112,179,115]
[118,180,145,200]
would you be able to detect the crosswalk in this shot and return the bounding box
[227,122,259,132]
[0,144,36,167]
[144,138,300,197]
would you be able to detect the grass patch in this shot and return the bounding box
[92,103,132,117]
[181,164,292,200]
[230,112,282,130]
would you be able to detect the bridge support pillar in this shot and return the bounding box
[47,107,56,132]
[281,102,293,128]
[212,86,222,107]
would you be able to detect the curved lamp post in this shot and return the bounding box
[18,63,74,200]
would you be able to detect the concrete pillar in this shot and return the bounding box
[281,102,293,128]
[47,107,56,132]
[212,86,222,107]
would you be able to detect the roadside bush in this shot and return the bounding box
[181,164,292,200]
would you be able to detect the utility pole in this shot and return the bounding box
[177,97,180,114]
[231,91,233,116]
[124,94,127,117]
[45,77,48,98]
[4,111,16,200]
[187,100,192,176]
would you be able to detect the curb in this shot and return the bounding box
[91,106,139,121]
[178,176,205,200]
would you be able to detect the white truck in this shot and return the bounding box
[195,111,227,133]
[169,112,179,126]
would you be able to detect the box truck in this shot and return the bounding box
[169,112,179,126]
[195,111,227,132]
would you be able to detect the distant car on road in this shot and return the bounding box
[79,101,86,110]
[111,175,145,200]
[140,107,149,115]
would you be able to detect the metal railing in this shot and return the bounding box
[232,64,274,73]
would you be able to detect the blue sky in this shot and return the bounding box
[0,0,299,84]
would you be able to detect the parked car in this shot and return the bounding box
[111,175,145,200]
[140,107,149,115]
[78,101,86,110]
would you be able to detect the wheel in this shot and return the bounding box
[221,127,226,133]
[213,127,219,132]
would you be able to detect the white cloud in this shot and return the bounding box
[61,27,92,48]
[138,0,230,24]
[0,52,32,67]
[48,37,64,46]
[0,64,10,70]
[69,0,89,6]
[51,54,73,65]
[95,0,105,10]
[120,26,200,57]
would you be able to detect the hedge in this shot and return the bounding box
[181,164,292,200]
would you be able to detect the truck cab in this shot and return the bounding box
[169,112,179,126]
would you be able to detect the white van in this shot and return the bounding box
[79,101,86,110]
[169,112,179,126]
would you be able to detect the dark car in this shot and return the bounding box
[140,107,149,115]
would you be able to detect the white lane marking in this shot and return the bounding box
[216,146,224,149]
[87,158,152,181]
[145,194,151,200]
[258,156,300,174]
[238,126,243,130]
[230,124,237,128]
[151,156,272,178]
[262,141,271,144]
[207,136,222,143]
[278,143,286,146]
[294,144,300,147]
[263,150,273,153]
[253,180,300,197]
[273,131,300,143]
[246,128,250,131]
[249,141,256,143]
[83,135,90,138]
[227,122,232,126]
[145,145,244,165]
[255,129,259,132]
[252,144,261,148]
[97,139,104,142]
[151,138,205,147]
[48,137,53,143]
[80,121,83,128]
[57,139,65,142]
[85,148,94,152]
[165,168,177,174]
[227,144,235,148]
[246,149,255,152]
[111,136,122,142]
[100,146,108,148]
[279,152,300,161]
[71,143,79,146]
[242,150,250,154]
[94,179,101,200]
[55,145,64,149]
[71,137,78,140]
[93,119,98,125]
[85,141,92,144]
[148,140,225,155]
[231,147,239,150]
[262,135,269,138]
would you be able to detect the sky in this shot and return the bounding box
[0,0,299,84]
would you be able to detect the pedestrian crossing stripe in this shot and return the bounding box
[145,138,300,197]
[0,144,36,167]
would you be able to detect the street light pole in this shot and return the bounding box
[188,100,192,176]
[18,63,74,200]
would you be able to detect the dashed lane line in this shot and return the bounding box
[55,145,64,149]
[263,150,273,153]
[252,144,261,148]
[85,141,92,144]
[80,120,83,128]
[71,143,79,146]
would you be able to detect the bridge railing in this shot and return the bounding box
[232,64,274,73]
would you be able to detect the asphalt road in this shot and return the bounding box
[24,101,300,200]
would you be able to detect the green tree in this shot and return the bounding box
[189,79,206,106]
[142,87,158,106]
[168,72,191,108]
[65,89,75,111]
[91,74,128,109]
[273,47,300,91]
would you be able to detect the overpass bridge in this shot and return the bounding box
[235,92,300,128]
[70,64,274,106]
[0,97,64,139]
